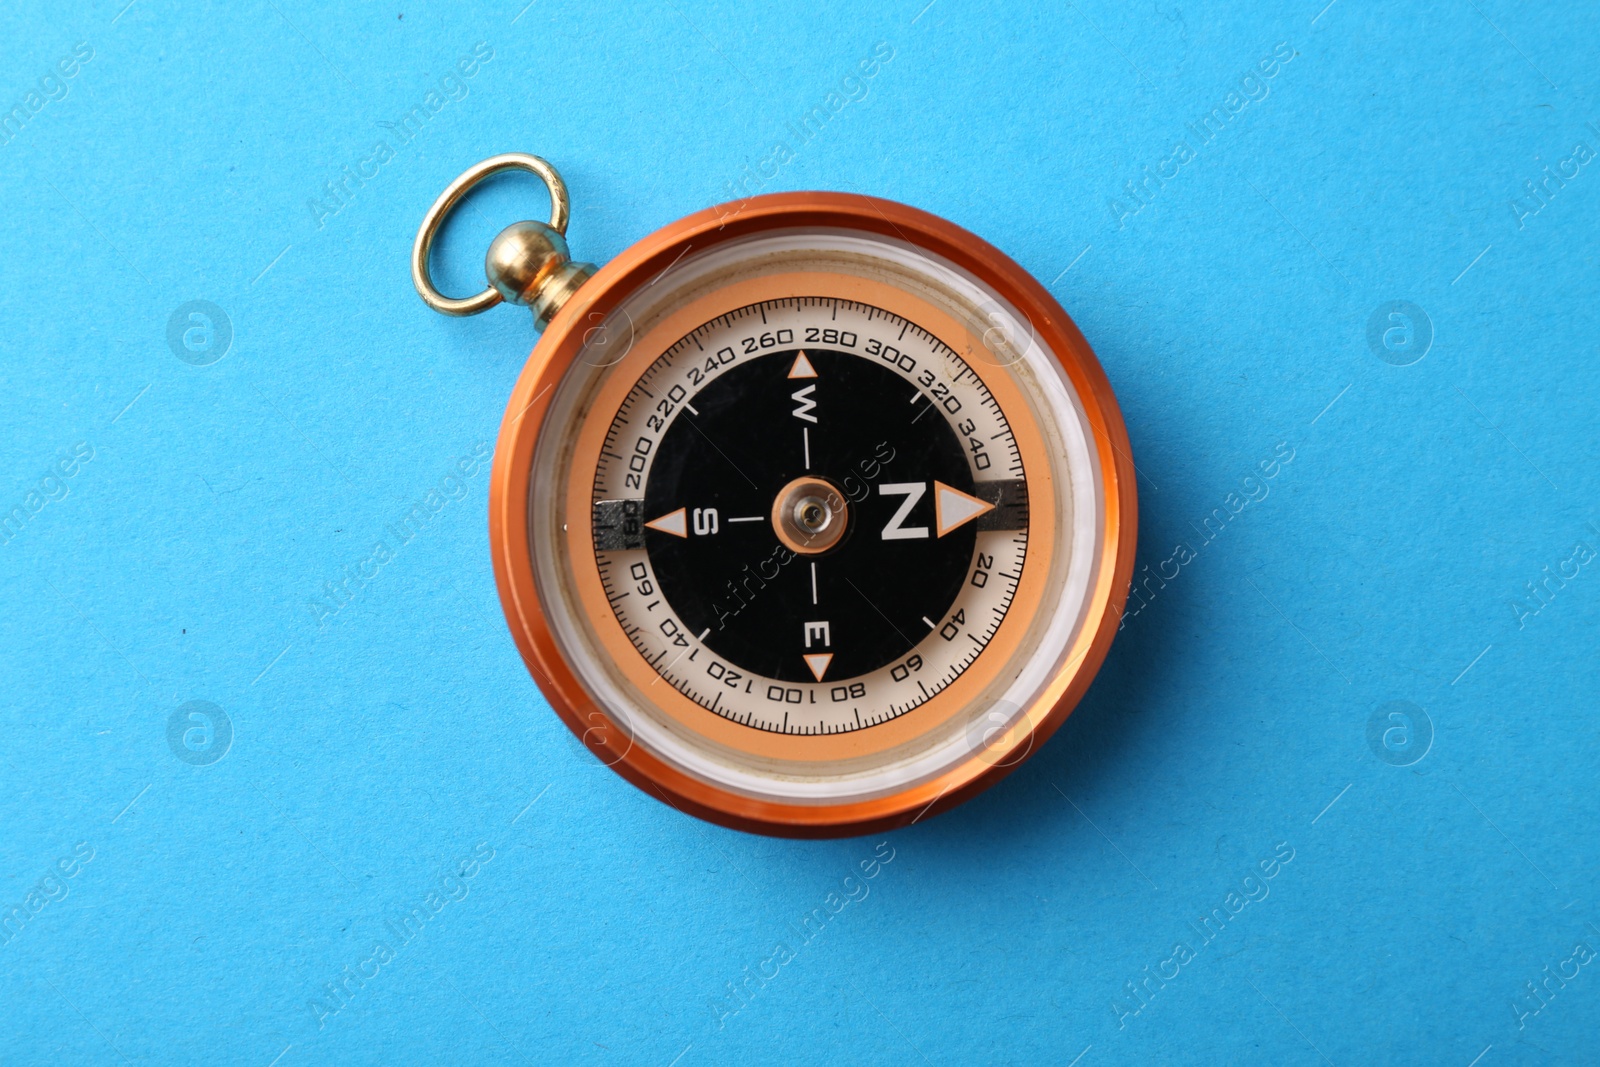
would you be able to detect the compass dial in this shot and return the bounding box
[592,300,1029,734]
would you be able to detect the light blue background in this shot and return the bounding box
[2,1,1597,1064]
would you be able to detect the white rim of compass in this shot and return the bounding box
[528,229,1105,804]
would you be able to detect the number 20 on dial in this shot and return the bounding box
[412,154,1137,837]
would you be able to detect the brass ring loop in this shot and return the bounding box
[412,153,572,316]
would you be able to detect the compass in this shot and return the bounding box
[413,154,1137,837]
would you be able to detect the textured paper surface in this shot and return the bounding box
[1,2,1597,1064]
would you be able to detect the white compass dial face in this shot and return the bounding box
[588,297,1030,736]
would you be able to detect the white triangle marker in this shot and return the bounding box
[803,653,833,682]
[788,351,818,379]
[645,507,688,537]
[933,481,995,537]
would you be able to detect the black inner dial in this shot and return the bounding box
[642,349,976,683]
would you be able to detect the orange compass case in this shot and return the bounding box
[487,192,1138,838]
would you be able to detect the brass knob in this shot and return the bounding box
[485,220,596,331]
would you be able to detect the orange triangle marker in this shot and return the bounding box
[803,653,833,682]
[788,351,818,379]
[933,481,995,537]
[645,507,688,537]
